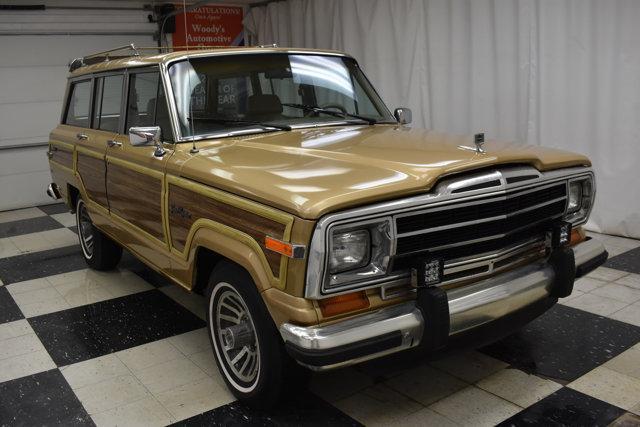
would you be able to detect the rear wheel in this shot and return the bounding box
[206,262,308,408]
[76,198,122,270]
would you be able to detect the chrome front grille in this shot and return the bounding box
[391,178,568,284]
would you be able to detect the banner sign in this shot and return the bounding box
[173,5,244,47]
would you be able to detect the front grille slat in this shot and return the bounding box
[392,181,566,279]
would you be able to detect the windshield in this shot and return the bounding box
[168,53,395,140]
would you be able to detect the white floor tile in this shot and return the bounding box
[188,348,221,382]
[587,267,629,282]
[61,354,130,390]
[590,282,640,304]
[476,368,562,407]
[154,376,234,422]
[558,289,585,305]
[610,302,640,327]
[573,277,607,293]
[4,278,50,295]
[116,339,183,374]
[616,274,640,290]
[561,293,629,317]
[167,328,210,357]
[91,396,174,427]
[0,333,47,360]
[384,364,467,406]
[73,375,150,415]
[50,212,76,228]
[18,296,72,317]
[0,238,22,258]
[568,366,640,411]
[604,347,640,380]
[0,207,45,224]
[0,350,56,383]
[429,351,508,383]
[391,407,458,427]
[160,286,206,320]
[428,386,521,426]
[334,384,424,425]
[134,357,209,394]
[8,286,61,306]
[0,319,32,341]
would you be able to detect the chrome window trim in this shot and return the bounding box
[305,165,594,299]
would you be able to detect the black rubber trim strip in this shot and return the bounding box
[285,331,403,367]
[576,249,609,278]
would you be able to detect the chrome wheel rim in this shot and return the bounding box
[215,288,260,385]
[77,201,94,259]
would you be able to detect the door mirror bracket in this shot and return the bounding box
[394,107,412,125]
[129,126,165,157]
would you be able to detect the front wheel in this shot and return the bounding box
[206,262,308,408]
[76,198,122,270]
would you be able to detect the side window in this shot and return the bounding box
[126,71,172,141]
[94,74,124,133]
[126,72,160,129]
[64,80,92,127]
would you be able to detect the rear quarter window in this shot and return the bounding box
[64,80,92,127]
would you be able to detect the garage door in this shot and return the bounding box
[0,2,155,211]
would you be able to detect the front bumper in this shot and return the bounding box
[280,238,608,371]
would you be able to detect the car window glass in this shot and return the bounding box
[126,72,160,129]
[65,80,91,127]
[95,74,124,133]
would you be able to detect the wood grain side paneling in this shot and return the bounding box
[168,184,286,277]
[50,148,73,169]
[77,152,108,208]
[107,162,164,242]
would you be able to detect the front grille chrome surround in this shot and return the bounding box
[305,165,594,299]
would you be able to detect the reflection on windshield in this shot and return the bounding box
[168,53,395,140]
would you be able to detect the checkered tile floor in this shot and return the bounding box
[1,203,640,426]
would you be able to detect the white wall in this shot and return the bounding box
[0,1,155,212]
[245,0,640,239]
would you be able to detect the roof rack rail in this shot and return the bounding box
[68,43,140,72]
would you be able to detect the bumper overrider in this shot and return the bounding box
[280,238,608,371]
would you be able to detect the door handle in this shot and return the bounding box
[107,140,122,148]
[76,133,88,140]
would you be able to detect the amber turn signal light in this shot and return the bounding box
[264,236,305,259]
[569,227,586,246]
[319,291,370,317]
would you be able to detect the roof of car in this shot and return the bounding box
[69,46,351,77]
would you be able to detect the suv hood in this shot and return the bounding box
[179,125,590,219]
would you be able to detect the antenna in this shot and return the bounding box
[183,0,199,154]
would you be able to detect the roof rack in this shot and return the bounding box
[69,44,140,72]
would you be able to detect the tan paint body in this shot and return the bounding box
[49,47,591,328]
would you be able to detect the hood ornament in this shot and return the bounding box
[457,132,486,154]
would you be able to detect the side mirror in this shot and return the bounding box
[129,126,165,157]
[394,107,412,125]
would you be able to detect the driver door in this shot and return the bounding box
[104,68,174,268]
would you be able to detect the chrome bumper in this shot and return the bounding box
[46,183,61,200]
[281,238,607,371]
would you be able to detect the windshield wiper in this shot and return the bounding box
[282,103,377,125]
[188,117,292,131]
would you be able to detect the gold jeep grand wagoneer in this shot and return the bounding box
[47,44,608,407]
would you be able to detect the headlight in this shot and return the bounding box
[324,218,393,292]
[329,230,370,273]
[564,176,594,225]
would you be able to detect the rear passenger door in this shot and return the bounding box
[105,68,174,263]
[62,77,110,211]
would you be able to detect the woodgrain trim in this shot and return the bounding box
[76,149,108,208]
[49,141,74,171]
[106,161,165,242]
[166,175,294,288]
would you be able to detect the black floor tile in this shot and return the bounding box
[170,393,362,427]
[37,202,70,215]
[605,246,640,274]
[0,369,93,426]
[69,225,78,234]
[481,304,640,383]
[0,245,85,285]
[497,387,626,426]
[29,289,206,366]
[0,286,24,324]
[0,216,62,239]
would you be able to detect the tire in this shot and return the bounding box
[76,198,122,271]
[205,262,309,408]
